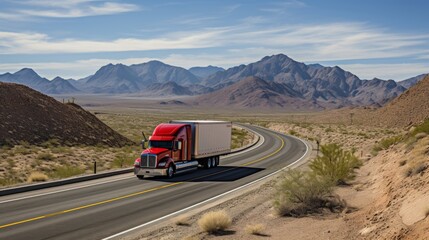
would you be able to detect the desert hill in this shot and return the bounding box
[0,83,133,147]
[371,74,429,127]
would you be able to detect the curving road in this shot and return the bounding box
[0,125,310,240]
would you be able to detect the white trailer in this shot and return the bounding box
[170,120,232,159]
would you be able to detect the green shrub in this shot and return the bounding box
[112,153,134,168]
[379,136,402,149]
[310,143,362,185]
[412,119,429,136]
[372,135,402,155]
[37,152,55,161]
[274,170,336,216]
[50,165,84,179]
[288,129,299,137]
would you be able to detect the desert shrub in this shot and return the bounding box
[40,138,60,148]
[379,136,402,149]
[274,170,336,216]
[413,163,427,176]
[50,165,84,179]
[112,152,134,168]
[371,135,402,156]
[37,152,55,161]
[13,145,32,155]
[310,143,362,185]
[245,224,265,235]
[412,119,429,136]
[198,211,231,233]
[399,160,407,166]
[231,128,248,149]
[27,172,49,183]
[288,129,299,136]
[404,168,413,177]
[174,216,190,226]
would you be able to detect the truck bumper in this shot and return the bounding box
[134,167,167,177]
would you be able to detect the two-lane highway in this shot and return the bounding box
[0,125,310,240]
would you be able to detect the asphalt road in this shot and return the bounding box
[0,125,310,240]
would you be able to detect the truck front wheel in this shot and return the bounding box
[167,165,175,178]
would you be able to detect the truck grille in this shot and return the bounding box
[140,154,157,168]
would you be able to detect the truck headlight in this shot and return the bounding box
[134,158,141,167]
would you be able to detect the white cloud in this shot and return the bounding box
[1,22,427,61]
[0,0,139,19]
[0,28,227,54]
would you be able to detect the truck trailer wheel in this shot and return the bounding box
[215,156,219,166]
[167,165,175,178]
[207,158,212,169]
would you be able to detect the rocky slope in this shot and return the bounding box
[0,82,133,147]
[188,65,224,79]
[194,76,320,109]
[371,74,429,127]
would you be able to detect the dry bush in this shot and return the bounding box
[413,163,427,175]
[37,152,55,161]
[274,170,344,216]
[27,172,49,183]
[245,223,265,235]
[175,216,190,226]
[197,211,231,233]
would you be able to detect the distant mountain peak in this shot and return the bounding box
[14,68,40,78]
[52,76,65,81]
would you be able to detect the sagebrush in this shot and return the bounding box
[198,211,231,233]
[310,143,362,185]
[274,170,339,216]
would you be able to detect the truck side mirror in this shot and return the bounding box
[141,140,146,149]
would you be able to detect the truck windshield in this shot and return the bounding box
[149,141,173,149]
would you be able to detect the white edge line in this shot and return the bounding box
[0,176,135,204]
[102,134,310,240]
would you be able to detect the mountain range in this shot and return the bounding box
[0,54,426,109]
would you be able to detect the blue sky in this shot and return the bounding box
[0,0,429,80]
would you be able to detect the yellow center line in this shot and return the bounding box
[0,134,285,230]
[0,182,183,229]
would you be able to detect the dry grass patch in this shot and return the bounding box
[27,171,49,183]
[175,215,190,226]
[245,223,265,235]
[182,235,200,240]
[198,210,231,233]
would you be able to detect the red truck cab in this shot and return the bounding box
[134,123,193,178]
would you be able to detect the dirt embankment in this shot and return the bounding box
[0,83,133,147]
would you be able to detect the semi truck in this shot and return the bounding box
[134,120,232,179]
